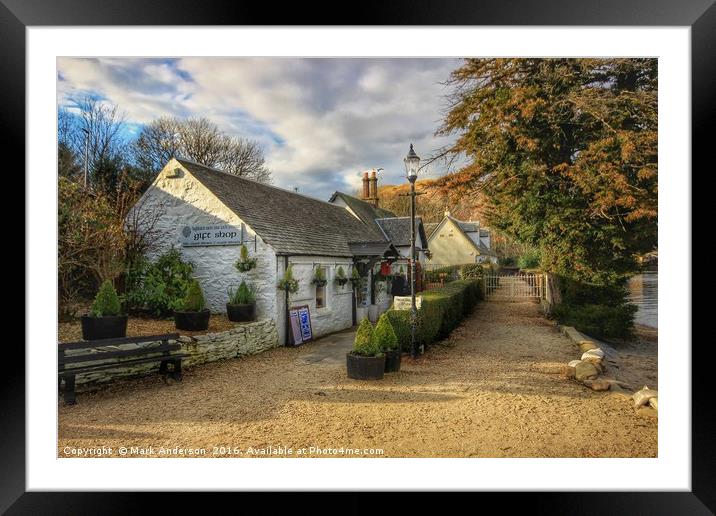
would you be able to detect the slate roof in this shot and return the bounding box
[177,158,388,257]
[423,222,439,239]
[375,217,429,248]
[328,192,396,233]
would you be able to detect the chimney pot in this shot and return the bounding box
[362,171,370,200]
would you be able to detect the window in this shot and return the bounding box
[316,266,327,309]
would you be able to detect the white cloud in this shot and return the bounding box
[57,57,462,200]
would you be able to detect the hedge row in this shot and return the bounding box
[385,279,483,352]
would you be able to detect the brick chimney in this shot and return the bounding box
[369,169,379,207]
[362,171,370,200]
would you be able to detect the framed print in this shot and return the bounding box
[5,0,711,512]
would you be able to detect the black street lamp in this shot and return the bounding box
[403,143,421,358]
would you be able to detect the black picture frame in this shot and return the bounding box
[5,0,708,512]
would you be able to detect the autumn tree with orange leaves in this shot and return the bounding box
[439,58,657,286]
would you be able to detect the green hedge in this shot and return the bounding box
[386,279,482,351]
[552,275,636,339]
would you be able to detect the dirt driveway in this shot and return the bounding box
[58,301,657,458]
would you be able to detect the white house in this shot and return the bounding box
[425,211,498,265]
[130,157,400,345]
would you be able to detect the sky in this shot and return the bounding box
[57,57,463,201]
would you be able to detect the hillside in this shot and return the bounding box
[373,172,489,224]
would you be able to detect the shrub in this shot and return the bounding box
[123,248,194,317]
[553,275,636,339]
[90,280,122,317]
[277,264,300,294]
[353,318,380,356]
[372,313,399,352]
[235,244,257,272]
[517,249,541,270]
[553,303,637,339]
[349,267,364,289]
[312,266,326,284]
[424,265,460,283]
[459,263,484,280]
[229,280,256,305]
[386,279,482,351]
[181,279,206,312]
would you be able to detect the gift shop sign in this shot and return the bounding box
[180,224,243,247]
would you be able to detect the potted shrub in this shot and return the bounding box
[312,266,327,287]
[235,244,257,272]
[81,280,128,340]
[346,319,385,380]
[174,279,210,331]
[277,264,300,294]
[349,267,363,289]
[373,313,401,372]
[227,280,257,322]
[335,266,349,287]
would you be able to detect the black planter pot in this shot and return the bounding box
[336,278,349,287]
[174,309,210,331]
[81,314,128,340]
[346,353,385,380]
[384,350,402,373]
[312,279,327,287]
[226,302,256,322]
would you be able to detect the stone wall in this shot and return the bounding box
[72,318,279,391]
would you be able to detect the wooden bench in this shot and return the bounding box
[58,333,185,405]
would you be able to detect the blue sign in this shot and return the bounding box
[288,305,312,345]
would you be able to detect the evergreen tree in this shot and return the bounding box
[439,58,657,286]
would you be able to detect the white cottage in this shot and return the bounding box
[130,157,402,345]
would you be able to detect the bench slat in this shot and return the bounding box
[59,343,181,365]
[59,333,180,350]
[59,353,187,376]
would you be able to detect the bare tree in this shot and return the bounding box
[132,116,271,183]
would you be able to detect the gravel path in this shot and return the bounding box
[58,301,657,458]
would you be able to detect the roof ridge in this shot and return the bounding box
[176,157,346,210]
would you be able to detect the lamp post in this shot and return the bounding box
[403,143,421,358]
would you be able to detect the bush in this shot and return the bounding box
[553,303,637,339]
[372,313,399,352]
[90,280,122,317]
[386,279,482,351]
[424,265,460,283]
[229,280,256,304]
[353,318,380,356]
[459,263,484,280]
[553,275,636,339]
[517,249,541,269]
[181,280,206,312]
[123,248,195,317]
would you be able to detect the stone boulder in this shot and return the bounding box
[578,340,598,353]
[582,378,611,391]
[561,365,576,379]
[636,407,658,419]
[575,361,599,381]
[632,386,658,408]
[581,348,605,363]
[568,359,582,368]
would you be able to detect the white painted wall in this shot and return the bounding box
[276,256,355,345]
[129,159,278,318]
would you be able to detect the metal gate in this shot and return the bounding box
[483,273,544,301]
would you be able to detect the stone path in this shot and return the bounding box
[58,300,657,458]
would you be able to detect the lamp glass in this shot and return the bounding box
[404,144,420,180]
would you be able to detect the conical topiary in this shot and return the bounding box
[353,318,380,356]
[91,280,122,317]
[372,313,399,352]
[182,279,206,312]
